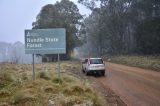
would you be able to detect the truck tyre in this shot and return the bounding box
[102,71,105,76]
[82,67,85,73]
[85,70,88,76]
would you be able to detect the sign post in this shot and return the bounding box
[32,54,35,80]
[25,28,66,80]
[58,54,60,80]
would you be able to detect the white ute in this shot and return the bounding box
[81,58,106,76]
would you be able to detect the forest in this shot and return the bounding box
[32,0,160,59]
[78,0,160,56]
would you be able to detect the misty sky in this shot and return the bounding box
[0,0,90,43]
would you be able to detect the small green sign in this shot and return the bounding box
[25,28,66,54]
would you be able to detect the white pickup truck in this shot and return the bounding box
[81,58,106,76]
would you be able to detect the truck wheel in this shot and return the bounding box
[82,67,85,73]
[102,71,105,76]
[85,71,88,76]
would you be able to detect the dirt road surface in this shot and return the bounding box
[97,62,160,106]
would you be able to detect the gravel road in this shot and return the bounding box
[67,61,160,106]
[97,62,160,106]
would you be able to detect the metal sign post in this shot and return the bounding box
[32,54,35,80]
[58,54,60,80]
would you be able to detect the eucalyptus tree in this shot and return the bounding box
[79,0,160,55]
[33,0,83,59]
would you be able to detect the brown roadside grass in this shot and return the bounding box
[104,55,160,71]
[0,62,107,106]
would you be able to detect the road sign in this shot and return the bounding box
[25,28,66,54]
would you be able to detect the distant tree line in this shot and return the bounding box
[0,42,41,64]
[78,0,160,56]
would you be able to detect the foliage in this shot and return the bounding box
[33,0,83,59]
[136,17,160,54]
[78,0,160,56]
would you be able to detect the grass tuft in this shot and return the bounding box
[21,73,28,80]
[44,86,54,93]
[1,72,16,82]
[52,77,63,84]
[63,85,84,95]
[37,71,51,80]
[0,71,16,88]
[0,89,11,98]
[57,95,83,106]
[12,91,24,104]
[63,76,75,83]
[12,90,35,104]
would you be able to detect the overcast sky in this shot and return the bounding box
[0,0,90,43]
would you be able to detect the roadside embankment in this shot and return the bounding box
[103,55,160,72]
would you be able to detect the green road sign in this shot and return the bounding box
[25,28,66,54]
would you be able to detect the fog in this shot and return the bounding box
[0,41,41,64]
